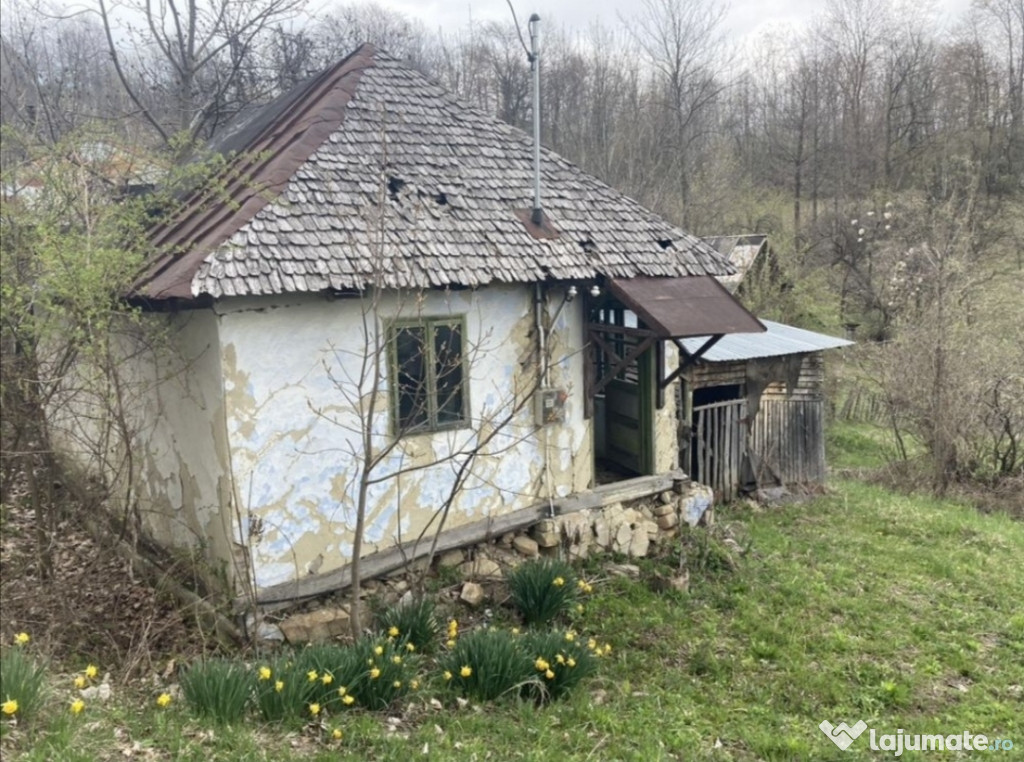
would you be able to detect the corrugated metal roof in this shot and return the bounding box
[679,320,852,362]
[608,276,764,338]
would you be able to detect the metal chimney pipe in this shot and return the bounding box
[529,14,542,226]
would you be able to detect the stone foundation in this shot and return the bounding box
[271,481,714,643]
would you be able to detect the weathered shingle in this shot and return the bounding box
[137,44,732,301]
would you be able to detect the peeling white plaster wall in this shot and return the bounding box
[48,311,235,584]
[215,285,593,590]
[129,311,235,577]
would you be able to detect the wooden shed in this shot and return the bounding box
[677,321,852,501]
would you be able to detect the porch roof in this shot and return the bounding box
[607,276,765,339]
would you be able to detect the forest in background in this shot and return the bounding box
[2,0,1022,503]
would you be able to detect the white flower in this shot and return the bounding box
[851,219,858,225]
[883,211,892,220]
[858,228,865,235]
[857,237,863,243]
[867,210,875,216]
[885,224,891,230]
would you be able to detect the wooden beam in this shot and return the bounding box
[589,332,657,397]
[238,471,685,611]
[584,323,656,338]
[662,335,723,390]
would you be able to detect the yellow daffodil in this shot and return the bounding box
[603,644,612,655]
[309,702,321,716]
[556,654,566,665]
[576,604,585,614]
[275,680,284,693]
[553,576,565,587]
[307,670,318,682]
[73,675,87,689]
[534,657,549,672]
[405,642,416,652]
[587,638,597,650]
[84,665,98,679]
[393,680,402,689]
[370,667,381,679]
[258,666,272,681]
[410,679,420,690]
[567,657,576,668]
[70,699,85,715]
[544,669,555,680]
[460,666,472,678]
[156,693,172,708]
[392,655,402,665]
[373,645,384,656]
[565,631,576,642]
[443,670,453,681]
[388,626,400,638]
[511,627,520,635]
[446,639,456,649]
[342,694,355,705]
[2,699,18,715]
[321,673,333,686]
[337,686,347,696]
[332,728,343,740]
[14,633,30,646]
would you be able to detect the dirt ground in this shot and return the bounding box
[0,482,209,677]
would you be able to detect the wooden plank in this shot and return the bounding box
[240,471,685,610]
[724,402,733,501]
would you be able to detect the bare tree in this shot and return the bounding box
[1,2,136,144]
[625,0,729,225]
[93,0,305,151]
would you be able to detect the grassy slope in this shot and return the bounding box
[4,480,1022,761]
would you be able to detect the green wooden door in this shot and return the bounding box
[603,347,655,475]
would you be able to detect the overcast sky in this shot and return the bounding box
[372,0,976,43]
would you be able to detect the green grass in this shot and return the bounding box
[3,478,1022,760]
[826,419,913,470]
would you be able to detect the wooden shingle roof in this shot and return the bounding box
[135,44,732,301]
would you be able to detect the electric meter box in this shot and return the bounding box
[536,388,568,426]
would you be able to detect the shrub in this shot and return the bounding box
[439,628,534,702]
[348,637,417,710]
[180,659,252,724]
[293,643,368,711]
[253,658,310,723]
[0,647,47,721]
[376,597,439,654]
[519,629,597,702]
[507,558,577,625]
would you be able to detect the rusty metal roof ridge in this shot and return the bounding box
[133,44,378,299]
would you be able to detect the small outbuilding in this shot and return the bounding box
[673,237,853,501]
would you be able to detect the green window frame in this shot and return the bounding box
[388,317,469,434]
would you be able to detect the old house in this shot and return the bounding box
[99,45,767,604]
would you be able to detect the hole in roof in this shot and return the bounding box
[657,239,673,250]
[435,192,448,206]
[579,239,596,253]
[388,176,406,199]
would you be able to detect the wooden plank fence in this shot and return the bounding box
[690,396,827,500]
[692,399,747,502]
[751,398,826,485]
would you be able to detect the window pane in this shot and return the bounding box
[433,322,464,425]
[395,326,428,429]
